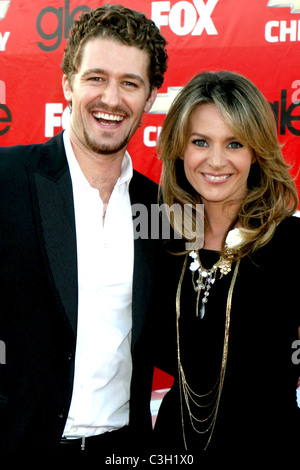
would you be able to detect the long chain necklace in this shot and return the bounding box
[189,249,234,319]
[176,253,240,450]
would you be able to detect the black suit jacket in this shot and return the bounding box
[0,133,161,451]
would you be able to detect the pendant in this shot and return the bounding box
[199,303,205,319]
[190,249,233,320]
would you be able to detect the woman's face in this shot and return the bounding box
[182,103,254,208]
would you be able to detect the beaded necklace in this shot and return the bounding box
[189,249,234,319]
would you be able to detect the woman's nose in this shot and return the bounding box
[207,146,227,169]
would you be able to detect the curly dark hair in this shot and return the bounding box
[61,4,168,89]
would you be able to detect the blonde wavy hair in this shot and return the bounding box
[158,71,299,259]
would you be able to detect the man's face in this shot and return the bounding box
[62,37,157,156]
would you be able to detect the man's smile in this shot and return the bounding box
[92,111,125,125]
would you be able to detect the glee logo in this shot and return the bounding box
[271,87,300,136]
[36,0,90,51]
[151,0,218,36]
[0,79,12,136]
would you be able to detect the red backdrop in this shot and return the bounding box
[1,0,300,389]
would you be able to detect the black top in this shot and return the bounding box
[153,217,300,456]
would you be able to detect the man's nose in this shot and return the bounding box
[101,80,122,108]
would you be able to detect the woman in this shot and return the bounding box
[153,71,300,455]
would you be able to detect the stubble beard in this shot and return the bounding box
[83,128,131,156]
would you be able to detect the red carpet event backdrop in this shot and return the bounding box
[1,0,300,389]
[1,0,300,185]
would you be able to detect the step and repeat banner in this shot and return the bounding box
[1,0,300,185]
[1,0,300,389]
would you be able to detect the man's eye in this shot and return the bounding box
[88,77,103,82]
[123,81,138,88]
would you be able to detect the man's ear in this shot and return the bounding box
[144,87,158,113]
[62,75,73,103]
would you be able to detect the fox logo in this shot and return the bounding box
[267,0,300,13]
[0,1,10,20]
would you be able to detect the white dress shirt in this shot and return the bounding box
[62,130,134,438]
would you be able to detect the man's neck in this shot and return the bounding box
[68,131,125,205]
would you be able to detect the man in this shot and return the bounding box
[0,4,167,453]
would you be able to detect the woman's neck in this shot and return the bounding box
[203,202,238,251]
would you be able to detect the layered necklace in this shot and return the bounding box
[176,248,240,450]
[189,249,234,319]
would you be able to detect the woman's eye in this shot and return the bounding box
[193,139,207,147]
[228,141,243,149]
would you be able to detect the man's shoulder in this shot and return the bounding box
[0,141,40,160]
[0,143,41,180]
[0,133,65,173]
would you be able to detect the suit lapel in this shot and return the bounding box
[28,142,157,348]
[131,237,151,352]
[129,173,158,352]
[27,133,78,339]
